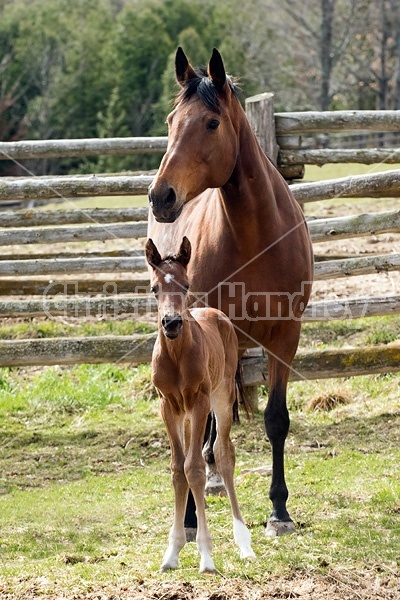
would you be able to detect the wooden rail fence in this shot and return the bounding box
[0,100,399,387]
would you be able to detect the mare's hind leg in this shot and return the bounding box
[264,322,301,537]
[212,382,255,560]
[160,403,188,571]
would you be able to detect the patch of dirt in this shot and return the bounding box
[1,571,398,600]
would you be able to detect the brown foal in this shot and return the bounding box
[146,236,255,573]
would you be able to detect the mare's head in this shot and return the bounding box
[145,236,192,339]
[148,47,240,222]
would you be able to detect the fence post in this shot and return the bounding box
[245,92,278,165]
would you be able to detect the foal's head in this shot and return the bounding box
[148,47,240,223]
[145,237,192,340]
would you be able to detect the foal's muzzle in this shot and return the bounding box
[161,315,183,339]
[148,186,183,223]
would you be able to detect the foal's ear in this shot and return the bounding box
[145,238,162,268]
[175,47,197,86]
[208,48,226,92]
[176,236,191,267]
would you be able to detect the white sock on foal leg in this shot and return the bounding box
[160,529,186,571]
[233,518,256,560]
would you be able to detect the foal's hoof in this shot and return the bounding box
[185,527,197,542]
[265,519,296,537]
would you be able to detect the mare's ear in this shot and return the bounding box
[208,48,226,92]
[176,236,191,267]
[145,238,162,268]
[175,47,197,86]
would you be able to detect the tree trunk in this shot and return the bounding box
[320,0,335,110]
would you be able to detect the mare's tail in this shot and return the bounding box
[234,362,253,422]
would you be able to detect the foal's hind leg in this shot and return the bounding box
[203,413,226,496]
[211,383,255,560]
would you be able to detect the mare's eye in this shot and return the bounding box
[150,285,159,295]
[207,119,220,131]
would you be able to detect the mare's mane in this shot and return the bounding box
[175,66,239,113]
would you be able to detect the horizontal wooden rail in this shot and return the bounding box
[0,294,399,321]
[0,256,146,275]
[308,209,400,243]
[275,110,400,135]
[0,208,400,247]
[280,148,400,166]
[0,137,167,160]
[1,169,399,202]
[0,335,398,381]
[242,341,400,384]
[0,175,153,200]
[1,208,397,247]
[0,222,148,246]
[0,252,399,278]
[314,252,400,279]
[0,278,151,296]
[0,334,157,367]
[291,169,400,202]
[0,207,148,227]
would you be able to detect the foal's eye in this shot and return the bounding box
[207,119,220,131]
[150,285,159,295]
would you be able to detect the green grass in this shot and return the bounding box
[0,364,398,597]
[0,319,155,340]
[43,194,149,211]
[306,162,400,181]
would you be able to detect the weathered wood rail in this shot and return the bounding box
[1,169,400,201]
[0,334,398,384]
[0,137,167,160]
[0,207,398,247]
[1,294,399,321]
[0,252,399,278]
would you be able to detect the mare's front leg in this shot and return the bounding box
[160,400,188,571]
[264,324,301,537]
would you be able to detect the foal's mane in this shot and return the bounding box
[176,67,239,113]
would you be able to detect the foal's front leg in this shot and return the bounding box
[185,399,215,573]
[160,402,188,571]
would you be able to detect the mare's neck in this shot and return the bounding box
[225,103,277,202]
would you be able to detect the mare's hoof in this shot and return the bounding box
[265,519,296,537]
[185,527,197,542]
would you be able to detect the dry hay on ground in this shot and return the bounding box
[1,571,398,600]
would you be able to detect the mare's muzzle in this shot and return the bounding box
[148,186,183,223]
[161,315,183,339]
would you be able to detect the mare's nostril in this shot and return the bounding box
[164,187,176,207]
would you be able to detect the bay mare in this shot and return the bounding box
[146,236,255,572]
[148,48,313,537]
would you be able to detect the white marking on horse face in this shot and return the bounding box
[164,274,174,284]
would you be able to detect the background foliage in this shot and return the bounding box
[1,0,400,175]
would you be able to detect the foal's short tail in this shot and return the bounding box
[234,362,253,423]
